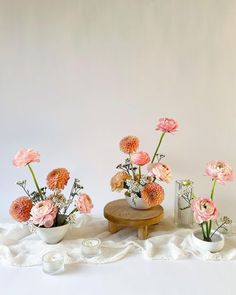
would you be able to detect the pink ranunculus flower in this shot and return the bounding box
[147,162,172,183]
[13,148,40,167]
[31,200,58,227]
[76,193,93,214]
[205,160,234,184]
[156,118,178,133]
[131,151,150,166]
[191,197,218,224]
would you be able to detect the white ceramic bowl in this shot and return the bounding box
[37,223,70,244]
[125,195,152,209]
[192,229,224,253]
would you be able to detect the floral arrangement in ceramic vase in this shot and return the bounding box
[191,160,234,242]
[9,148,93,228]
[110,118,178,209]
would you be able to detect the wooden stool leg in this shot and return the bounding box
[108,221,119,234]
[138,225,149,240]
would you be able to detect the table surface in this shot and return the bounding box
[1,216,236,295]
[1,254,236,295]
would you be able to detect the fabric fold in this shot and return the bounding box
[0,216,235,267]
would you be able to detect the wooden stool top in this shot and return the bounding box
[104,199,164,227]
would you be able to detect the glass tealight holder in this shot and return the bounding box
[42,251,64,275]
[82,238,101,258]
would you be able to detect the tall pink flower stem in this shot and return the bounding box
[208,178,217,237]
[210,179,217,200]
[151,132,165,163]
[27,164,43,199]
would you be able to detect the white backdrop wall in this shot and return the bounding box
[1,0,236,220]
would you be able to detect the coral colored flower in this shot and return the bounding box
[156,118,178,133]
[131,151,150,166]
[147,162,172,183]
[31,200,58,227]
[141,183,164,206]
[191,197,218,224]
[119,136,139,154]
[47,168,70,190]
[205,160,234,184]
[13,149,40,167]
[76,193,93,214]
[110,171,131,191]
[9,196,33,222]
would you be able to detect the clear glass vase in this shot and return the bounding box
[174,180,194,227]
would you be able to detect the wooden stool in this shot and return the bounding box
[104,199,164,240]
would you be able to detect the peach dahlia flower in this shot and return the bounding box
[141,183,164,206]
[9,196,33,222]
[119,136,139,154]
[47,168,70,190]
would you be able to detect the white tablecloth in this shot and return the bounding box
[1,215,236,267]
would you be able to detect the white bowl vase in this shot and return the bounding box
[36,223,70,244]
[125,195,152,210]
[192,229,225,253]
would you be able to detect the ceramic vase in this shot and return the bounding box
[36,223,70,244]
[191,229,225,253]
[125,194,151,210]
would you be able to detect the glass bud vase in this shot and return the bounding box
[174,180,194,227]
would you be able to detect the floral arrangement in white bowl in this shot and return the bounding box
[9,148,93,243]
[110,118,178,209]
[191,160,234,252]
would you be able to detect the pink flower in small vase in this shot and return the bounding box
[191,197,218,224]
[205,160,234,184]
[13,148,40,167]
[76,193,93,214]
[156,118,178,133]
[31,200,58,227]
[147,162,172,183]
[131,151,150,166]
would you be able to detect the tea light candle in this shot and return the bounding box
[82,238,101,258]
[42,251,64,274]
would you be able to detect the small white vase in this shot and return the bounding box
[36,223,70,244]
[192,229,225,253]
[125,195,152,210]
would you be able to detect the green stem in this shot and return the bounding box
[138,166,141,181]
[129,155,136,179]
[151,132,166,163]
[27,164,43,199]
[68,207,78,216]
[205,222,210,241]
[210,179,217,200]
[200,223,207,240]
[208,179,217,235]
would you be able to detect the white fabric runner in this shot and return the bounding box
[0,215,236,267]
